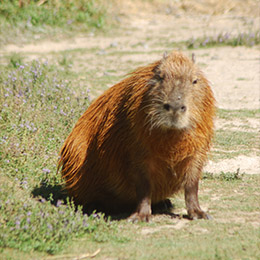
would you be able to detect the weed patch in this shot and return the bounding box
[0,59,89,184]
[0,181,105,254]
[187,31,260,49]
[203,169,244,181]
[0,59,112,254]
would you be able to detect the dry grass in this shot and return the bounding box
[111,0,259,16]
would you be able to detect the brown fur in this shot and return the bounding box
[58,51,215,221]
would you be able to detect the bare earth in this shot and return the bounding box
[1,1,259,175]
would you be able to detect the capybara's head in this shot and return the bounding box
[144,51,211,131]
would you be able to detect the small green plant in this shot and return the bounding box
[58,54,73,68]
[203,169,244,181]
[9,53,24,68]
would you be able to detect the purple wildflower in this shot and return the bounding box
[15,220,21,227]
[47,224,53,231]
[39,198,46,203]
[56,200,63,207]
[42,168,51,174]
[82,219,89,228]
[60,109,67,116]
[202,37,209,46]
[24,224,29,230]
[18,90,23,97]
[224,32,230,40]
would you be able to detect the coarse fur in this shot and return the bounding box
[58,51,216,221]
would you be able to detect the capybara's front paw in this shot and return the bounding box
[188,209,212,220]
[128,204,151,223]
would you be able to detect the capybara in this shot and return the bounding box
[58,51,215,222]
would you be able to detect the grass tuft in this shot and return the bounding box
[203,169,244,181]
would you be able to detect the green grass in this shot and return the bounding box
[0,0,105,27]
[217,108,260,120]
[214,130,258,150]
[0,0,108,46]
[212,129,259,160]
[209,108,260,160]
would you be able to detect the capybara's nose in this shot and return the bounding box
[163,103,186,113]
[180,105,187,112]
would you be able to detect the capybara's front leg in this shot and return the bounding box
[185,178,211,220]
[128,173,152,222]
[128,196,151,222]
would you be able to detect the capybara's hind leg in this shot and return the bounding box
[152,198,173,213]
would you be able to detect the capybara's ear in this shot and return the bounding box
[192,53,196,63]
[163,51,168,59]
[149,65,164,86]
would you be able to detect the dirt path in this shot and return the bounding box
[1,1,259,175]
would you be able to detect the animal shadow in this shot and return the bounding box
[32,181,68,206]
[32,184,188,220]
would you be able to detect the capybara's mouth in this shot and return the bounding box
[159,109,191,130]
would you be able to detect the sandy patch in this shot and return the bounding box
[205,155,260,174]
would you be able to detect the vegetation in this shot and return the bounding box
[0,0,106,28]
[0,0,108,46]
[187,31,260,49]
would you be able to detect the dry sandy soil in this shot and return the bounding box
[1,0,259,174]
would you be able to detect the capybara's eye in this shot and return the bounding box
[192,79,198,84]
[154,74,164,82]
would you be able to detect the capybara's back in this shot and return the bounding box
[58,51,215,221]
